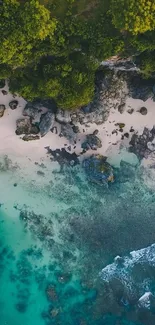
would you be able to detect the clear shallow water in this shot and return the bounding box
[0,156,155,324]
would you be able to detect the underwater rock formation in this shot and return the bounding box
[82,155,114,184]
[138,292,155,311]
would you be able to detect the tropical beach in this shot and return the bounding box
[0,64,155,324]
[1,0,155,324]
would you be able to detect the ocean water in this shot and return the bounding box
[0,154,155,325]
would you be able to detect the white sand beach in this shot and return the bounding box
[0,82,155,169]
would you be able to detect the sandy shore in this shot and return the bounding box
[0,83,155,170]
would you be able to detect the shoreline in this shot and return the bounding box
[0,83,155,167]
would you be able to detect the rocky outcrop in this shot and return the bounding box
[83,155,114,184]
[9,100,18,110]
[23,100,56,122]
[129,127,155,159]
[0,104,6,117]
[56,109,71,124]
[16,118,39,136]
[82,134,102,151]
[128,73,154,101]
[72,124,80,134]
[22,134,40,141]
[60,123,76,144]
[70,69,129,125]
[39,111,55,137]
[23,101,44,122]
[16,118,31,135]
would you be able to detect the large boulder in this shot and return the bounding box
[23,100,56,123]
[83,155,114,184]
[60,123,76,143]
[128,74,154,101]
[16,118,39,136]
[82,134,102,151]
[0,104,6,117]
[23,102,43,121]
[39,111,55,137]
[56,109,71,124]
[16,118,32,135]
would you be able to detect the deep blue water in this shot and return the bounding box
[0,159,155,325]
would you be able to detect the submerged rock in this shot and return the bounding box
[114,160,137,184]
[56,109,71,124]
[83,155,114,184]
[45,147,79,167]
[46,284,58,301]
[138,292,155,311]
[82,134,102,151]
[0,104,6,117]
[39,111,55,137]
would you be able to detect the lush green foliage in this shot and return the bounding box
[10,53,98,109]
[111,0,155,34]
[0,0,155,109]
[135,51,155,78]
[0,0,57,66]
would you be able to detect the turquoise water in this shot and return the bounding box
[0,158,155,324]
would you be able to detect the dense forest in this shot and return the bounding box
[1,0,155,110]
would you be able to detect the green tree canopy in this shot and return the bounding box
[111,0,155,34]
[9,53,97,109]
[0,0,57,66]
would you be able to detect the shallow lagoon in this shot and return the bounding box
[0,155,155,325]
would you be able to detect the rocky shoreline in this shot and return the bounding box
[0,61,155,185]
